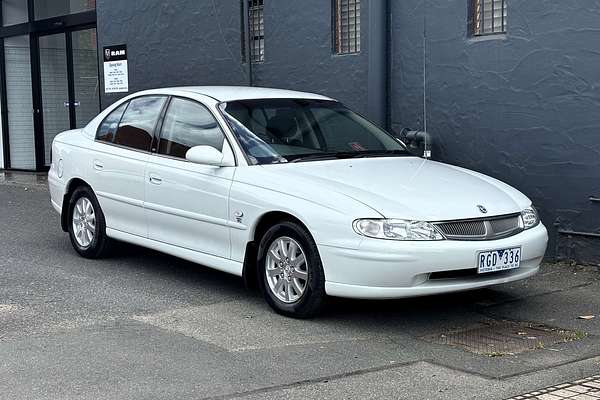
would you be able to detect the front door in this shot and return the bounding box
[145,96,235,259]
[38,28,99,167]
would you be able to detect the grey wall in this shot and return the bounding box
[97,0,371,117]
[97,0,248,107]
[96,0,600,263]
[391,0,600,263]
[251,0,370,117]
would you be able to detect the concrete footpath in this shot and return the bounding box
[0,175,598,399]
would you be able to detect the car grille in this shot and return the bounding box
[434,213,522,240]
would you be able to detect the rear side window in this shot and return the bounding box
[113,96,167,152]
[96,102,127,143]
[158,97,225,159]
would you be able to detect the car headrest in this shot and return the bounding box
[266,111,298,139]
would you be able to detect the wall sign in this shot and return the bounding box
[103,44,129,93]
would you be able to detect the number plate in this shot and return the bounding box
[477,247,521,274]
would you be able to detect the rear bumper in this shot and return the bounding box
[48,167,65,215]
[320,223,548,299]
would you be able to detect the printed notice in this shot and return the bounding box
[103,45,129,93]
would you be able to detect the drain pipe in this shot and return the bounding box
[242,0,253,86]
[367,0,389,129]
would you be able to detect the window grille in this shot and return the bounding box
[248,0,264,63]
[334,0,360,54]
[473,0,507,35]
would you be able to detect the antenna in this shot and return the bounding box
[422,0,431,159]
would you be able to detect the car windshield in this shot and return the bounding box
[219,98,408,164]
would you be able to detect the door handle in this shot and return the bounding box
[149,174,162,185]
[590,196,600,203]
[93,160,104,170]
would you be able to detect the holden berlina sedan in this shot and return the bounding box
[48,86,548,317]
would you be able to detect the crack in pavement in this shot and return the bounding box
[199,355,600,400]
[198,360,422,400]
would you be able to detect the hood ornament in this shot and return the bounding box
[477,205,488,214]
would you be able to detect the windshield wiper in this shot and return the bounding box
[290,149,411,162]
[289,152,357,163]
[347,149,411,158]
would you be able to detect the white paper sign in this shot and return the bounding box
[103,45,129,93]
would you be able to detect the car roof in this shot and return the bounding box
[164,86,334,102]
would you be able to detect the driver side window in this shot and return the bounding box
[158,98,225,159]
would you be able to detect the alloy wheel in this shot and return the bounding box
[265,236,309,303]
[72,197,96,248]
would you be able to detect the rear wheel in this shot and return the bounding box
[257,221,326,318]
[67,186,110,258]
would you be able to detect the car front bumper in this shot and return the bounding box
[319,223,548,299]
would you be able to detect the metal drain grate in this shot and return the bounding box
[421,320,585,356]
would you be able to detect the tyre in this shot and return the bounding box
[67,185,110,258]
[257,221,326,318]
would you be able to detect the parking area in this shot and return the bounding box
[1,181,599,400]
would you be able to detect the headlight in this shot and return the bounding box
[521,206,539,229]
[353,219,445,241]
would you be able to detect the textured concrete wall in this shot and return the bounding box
[96,0,248,107]
[97,0,370,117]
[96,0,600,262]
[391,0,600,262]
[251,0,370,118]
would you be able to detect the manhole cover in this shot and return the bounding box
[420,320,585,356]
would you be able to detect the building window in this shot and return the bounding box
[472,0,507,36]
[2,0,29,26]
[34,0,96,20]
[248,0,264,63]
[334,0,360,54]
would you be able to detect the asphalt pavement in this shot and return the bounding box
[0,180,599,400]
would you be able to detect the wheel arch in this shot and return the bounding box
[61,177,93,232]
[242,210,312,290]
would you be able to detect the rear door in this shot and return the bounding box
[91,95,168,237]
[145,96,235,259]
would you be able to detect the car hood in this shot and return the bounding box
[259,157,531,221]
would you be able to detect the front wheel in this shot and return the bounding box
[257,221,326,318]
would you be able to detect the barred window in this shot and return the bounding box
[248,0,264,63]
[473,0,507,35]
[334,0,360,54]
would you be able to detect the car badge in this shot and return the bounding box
[233,210,244,223]
[477,205,488,214]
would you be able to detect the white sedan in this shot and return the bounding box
[48,86,548,317]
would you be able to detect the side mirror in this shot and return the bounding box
[185,145,234,167]
[393,128,432,159]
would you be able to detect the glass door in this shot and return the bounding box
[39,33,70,166]
[71,28,99,128]
[5,35,35,170]
[38,28,99,166]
